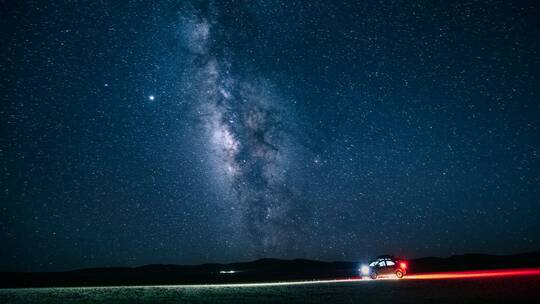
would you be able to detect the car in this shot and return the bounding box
[360,255,408,279]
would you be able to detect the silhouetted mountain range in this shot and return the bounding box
[1,252,539,288]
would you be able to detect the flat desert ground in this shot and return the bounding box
[2,274,540,304]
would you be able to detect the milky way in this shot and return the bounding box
[178,4,305,255]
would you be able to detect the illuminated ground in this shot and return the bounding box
[1,269,539,303]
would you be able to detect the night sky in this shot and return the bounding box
[1,1,539,272]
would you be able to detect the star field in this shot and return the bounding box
[1,0,539,271]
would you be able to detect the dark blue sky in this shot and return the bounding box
[1,0,539,271]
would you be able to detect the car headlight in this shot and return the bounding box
[361,265,370,275]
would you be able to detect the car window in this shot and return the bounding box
[386,261,395,266]
[369,261,378,267]
[378,261,386,267]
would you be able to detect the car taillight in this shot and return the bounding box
[400,262,407,269]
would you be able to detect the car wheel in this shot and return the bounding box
[395,270,403,279]
[370,272,378,280]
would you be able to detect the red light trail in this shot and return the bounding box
[404,268,540,280]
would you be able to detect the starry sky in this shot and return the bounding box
[1,0,539,271]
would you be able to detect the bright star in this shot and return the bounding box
[149,95,155,101]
